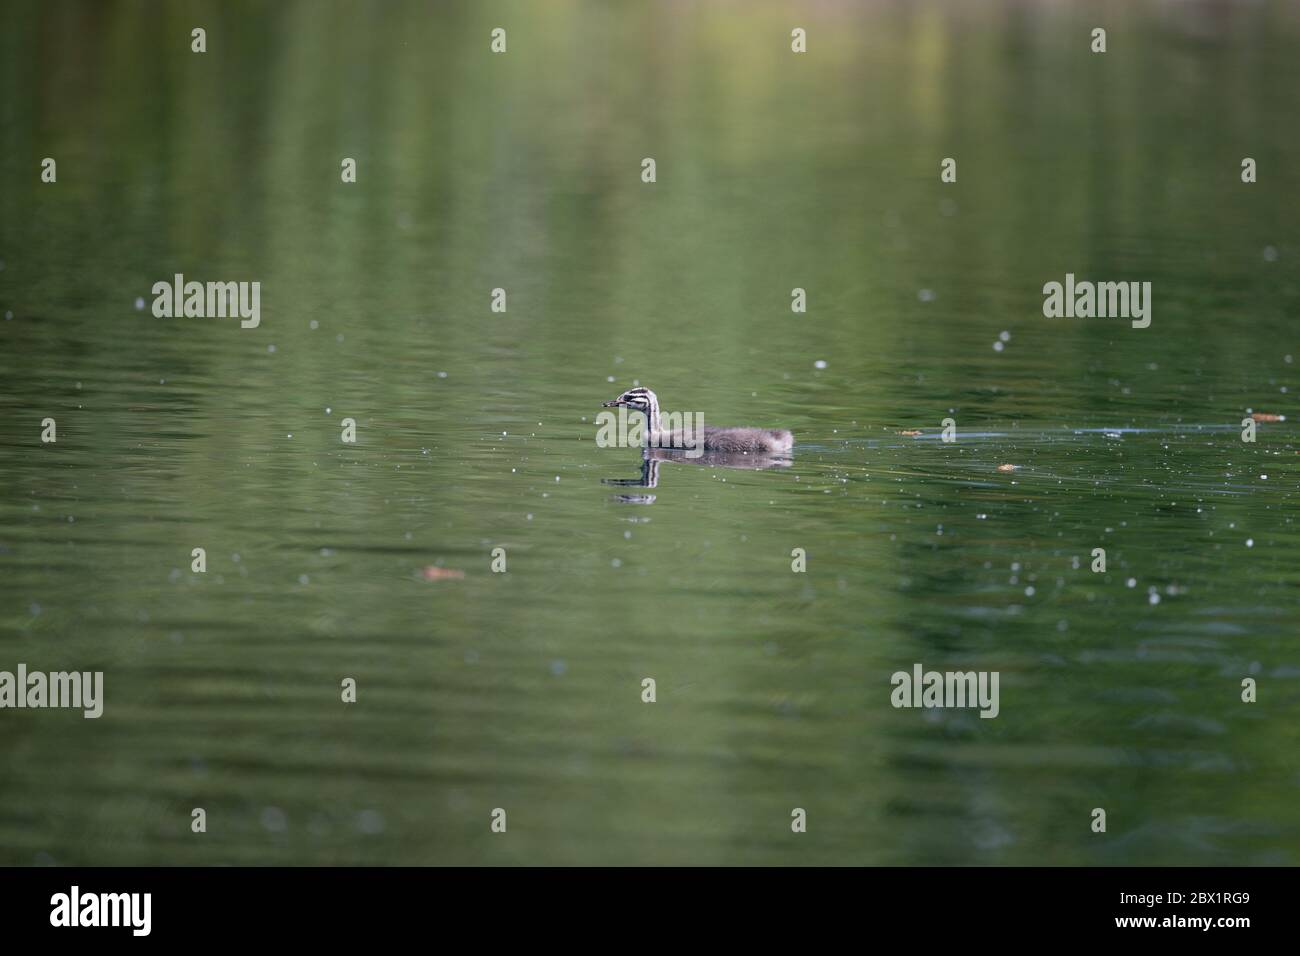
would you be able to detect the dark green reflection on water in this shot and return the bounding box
[1,0,1298,864]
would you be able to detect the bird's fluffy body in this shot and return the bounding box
[654,425,793,455]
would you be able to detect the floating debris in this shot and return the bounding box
[996,463,1018,472]
[422,566,465,581]
[1251,412,1286,422]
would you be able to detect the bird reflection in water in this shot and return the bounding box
[603,447,792,504]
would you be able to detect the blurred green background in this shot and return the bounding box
[0,0,1298,864]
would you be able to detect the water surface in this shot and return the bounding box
[1,0,1298,865]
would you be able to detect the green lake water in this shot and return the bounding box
[1,0,1298,865]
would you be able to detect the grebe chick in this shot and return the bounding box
[602,386,793,455]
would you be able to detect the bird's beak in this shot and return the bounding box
[602,399,624,408]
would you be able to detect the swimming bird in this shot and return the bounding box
[602,386,794,455]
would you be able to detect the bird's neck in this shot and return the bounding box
[639,396,661,438]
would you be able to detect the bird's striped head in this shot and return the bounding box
[602,386,658,415]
